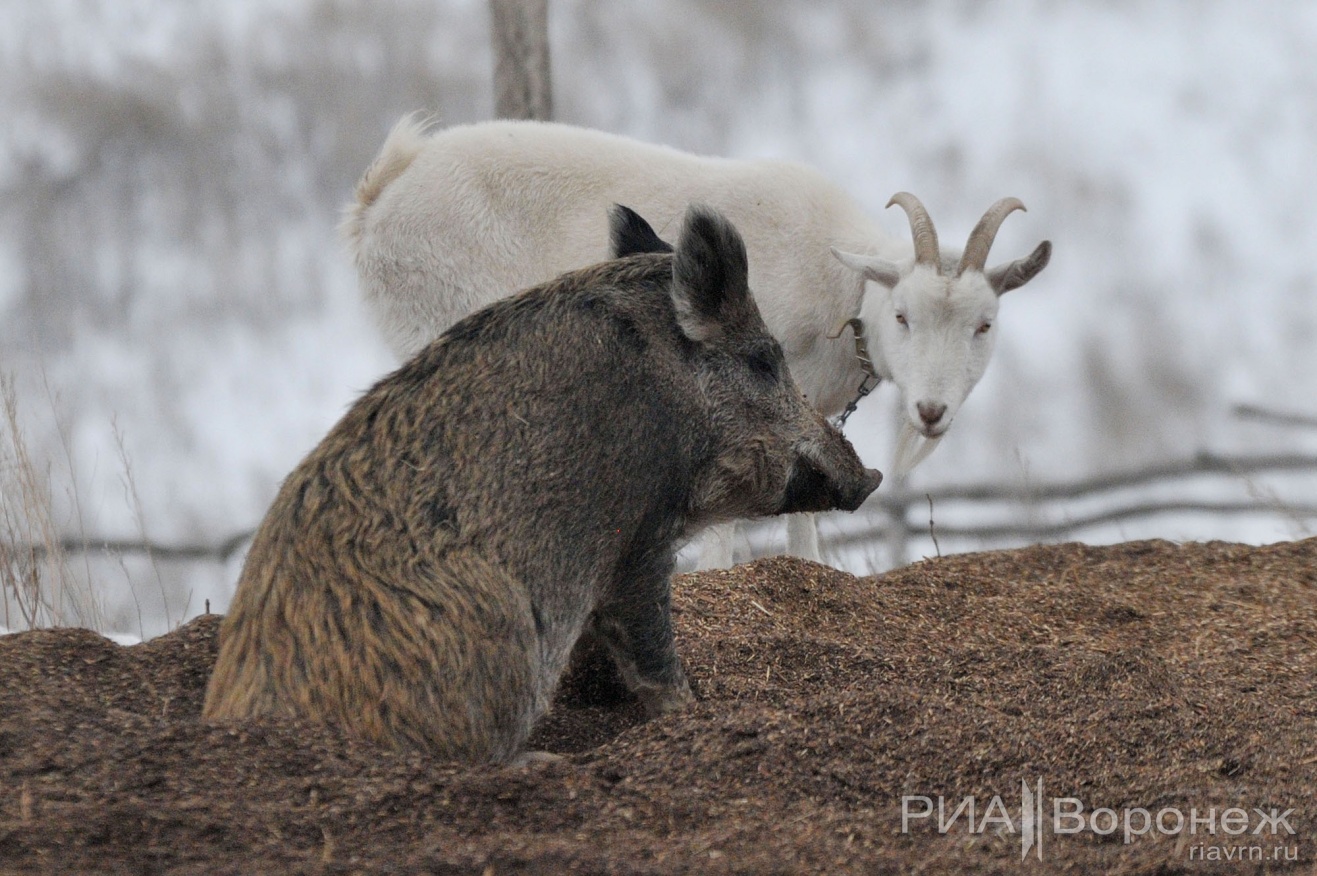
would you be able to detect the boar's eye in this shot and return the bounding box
[745,345,781,383]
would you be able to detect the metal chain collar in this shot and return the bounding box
[828,317,881,429]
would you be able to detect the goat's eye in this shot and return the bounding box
[976,322,992,335]
[895,313,908,327]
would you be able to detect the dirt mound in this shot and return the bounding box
[1,539,1314,874]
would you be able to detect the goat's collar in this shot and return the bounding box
[827,317,881,429]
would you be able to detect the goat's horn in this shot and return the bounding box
[958,197,1026,276]
[886,192,941,269]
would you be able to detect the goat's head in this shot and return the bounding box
[832,193,1051,443]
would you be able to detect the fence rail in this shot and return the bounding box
[5,451,1317,568]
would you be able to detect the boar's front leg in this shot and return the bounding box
[591,553,694,718]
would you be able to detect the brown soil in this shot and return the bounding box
[1,538,1314,874]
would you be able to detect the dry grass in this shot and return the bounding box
[1,372,169,638]
[0,374,104,632]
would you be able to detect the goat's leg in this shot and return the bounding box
[785,512,822,563]
[694,521,738,569]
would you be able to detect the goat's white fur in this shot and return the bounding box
[343,115,1050,568]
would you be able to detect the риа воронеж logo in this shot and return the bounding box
[901,779,1298,862]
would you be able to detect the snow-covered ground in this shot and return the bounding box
[2,0,1315,640]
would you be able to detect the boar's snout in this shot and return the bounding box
[839,466,884,511]
[778,459,883,515]
[769,401,885,515]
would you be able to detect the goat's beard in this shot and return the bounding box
[894,421,943,477]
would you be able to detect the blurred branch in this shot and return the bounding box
[1232,404,1317,429]
[11,451,1317,567]
[832,499,1317,549]
[873,451,1317,508]
[490,0,553,121]
[9,531,253,564]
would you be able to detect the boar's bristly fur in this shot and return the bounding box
[204,205,882,763]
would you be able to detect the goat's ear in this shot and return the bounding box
[670,204,757,343]
[986,240,1052,295]
[609,204,673,258]
[831,248,902,289]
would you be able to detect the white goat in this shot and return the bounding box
[342,116,1051,567]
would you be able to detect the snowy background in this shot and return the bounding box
[3,0,1316,640]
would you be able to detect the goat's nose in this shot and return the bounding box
[917,401,947,426]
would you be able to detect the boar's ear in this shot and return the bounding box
[609,204,673,257]
[671,204,758,343]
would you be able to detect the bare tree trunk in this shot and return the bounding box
[489,0,552,121]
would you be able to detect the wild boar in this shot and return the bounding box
[203,204,882,763]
